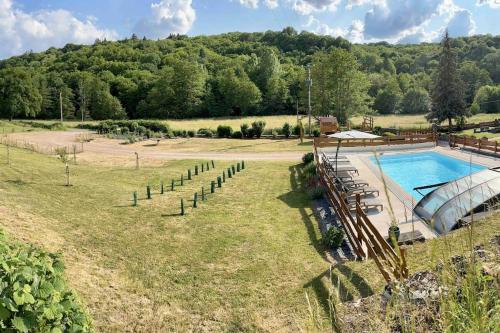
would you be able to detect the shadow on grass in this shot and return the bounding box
[277,163,327,262]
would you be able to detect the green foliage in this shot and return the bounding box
[322,226,344,249]
[399,88,431,114]
[216,125,233,138]
[474,85,500,114]
[231,131,243,139]
[197,128,214,138]
[251,121,266,138]
[307,186,325,200]
[0,68,42,120]
[302,152,314,165]
[427,31,467,126]
[282,122,292,138]
[0,231,92,332]
[302,162,316,182]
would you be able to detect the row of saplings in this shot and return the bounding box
[132,160,246,216]
[302,152,344,250]
[86,120,321,142]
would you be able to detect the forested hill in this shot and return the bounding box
[0,28,499,121]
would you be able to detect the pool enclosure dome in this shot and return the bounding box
[414,168,500,235]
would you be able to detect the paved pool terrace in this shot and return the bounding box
[319,144,499,240]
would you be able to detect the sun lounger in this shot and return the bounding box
[337,179,379,197]
[346,197,384,212]
[328,164,358,175]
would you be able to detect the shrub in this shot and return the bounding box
[197,128,214,138]
[121,127,129,135]
[110,124,120,135]
[251,121,266,138]
[145,129,153,139]
[187,130,195,138]
[302,152,314,165]
[271,129,278,138]
[216,125,233,138]
[240,124,250,138]
[312,128,321,137]
[323,226,344,248]
[130,121,139,132]
[0,231,92,332]
[293,124,301,136]
[302,161,316,182]
[308,186,325,200]
[136,126,146,136]
[282,123,292,138]
[231,131,243,139]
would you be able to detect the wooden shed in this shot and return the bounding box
[319,116,339,135]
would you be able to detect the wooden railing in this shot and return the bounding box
[314,133,436,149]
[439,119,499,132]
[450,134,499,156]
[315,148,408,283]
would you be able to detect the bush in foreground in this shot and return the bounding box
[302,152,314,165]
[0,231,92,332]
[323,226,344,248]
[216,125,233,138]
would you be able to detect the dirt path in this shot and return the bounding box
[7,130,304,161]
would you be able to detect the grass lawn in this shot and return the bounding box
[456,129,500,141]
[0,145,332,332]
[0,120,40,133]
[132,137,314,153]
[351,113,499,129]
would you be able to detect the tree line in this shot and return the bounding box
[0,28,498,123]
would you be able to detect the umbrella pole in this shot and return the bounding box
[335,139,341,176]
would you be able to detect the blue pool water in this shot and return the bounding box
[369,152,487,200]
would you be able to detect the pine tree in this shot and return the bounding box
[427,30,467,129]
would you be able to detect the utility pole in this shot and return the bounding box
[306,64,312,137]
[59,91,63,123]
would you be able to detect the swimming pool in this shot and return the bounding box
[369,152,487,200]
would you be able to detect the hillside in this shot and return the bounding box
[0,28,498,121]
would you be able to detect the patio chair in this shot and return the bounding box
[332,174,369,188]
[338,180,379,197]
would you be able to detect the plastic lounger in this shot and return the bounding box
[347,197,384,212]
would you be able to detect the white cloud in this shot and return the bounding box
[345,0,384,10]
[238,0,259,8]
[364,0,444,39]
[476,0,500,9]
[304,15,365,43]
[0,0,117,59]
[446,9,476,37]
[264,0,279,9]
[134,0,196,38]
[290,0,341,15]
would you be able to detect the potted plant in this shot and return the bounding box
[388,224,400,245]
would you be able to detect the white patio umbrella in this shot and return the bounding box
[327,130,381,173]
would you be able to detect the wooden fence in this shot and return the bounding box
[0,135,84,156]
[438,119,500,132]
[314,147,408,282]
[449,134,500,156]
[314,133,436,149]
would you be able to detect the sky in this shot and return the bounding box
[0,0,499,59]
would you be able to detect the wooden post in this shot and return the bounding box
[228,168,232,178]
[133,191,137,206]
[356,194,363,247]
[195,165,198,175]
[231,165,236,175]
[193,193,198,208]
[217,176,222,188]
[211,160,215,168]
[72,144,77,164]
[65,163,70,186]
[181,174,184,186]
[135,152,139,170]
[181,198,185,216]
[202,187,206,201]
[206,162,210,171]
[160,181,164,194]
[242,160,245,169]
[147,185,151,199]
[171,179,175,191]
[202,163,204,172]
[222,170,226,182]
[211,181,215,193]
[237,163,240,172]
[188,169,192,180]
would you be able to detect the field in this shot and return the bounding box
[0,146,332,332]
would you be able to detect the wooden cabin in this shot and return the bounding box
[319,116,339,135]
